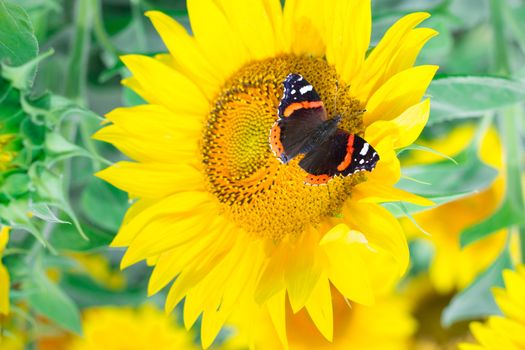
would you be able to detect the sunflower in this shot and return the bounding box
[69,253,126,291]
[0,225,10,316]
[406,276,474,350]
[95,1,437,347]
[65,304,199,350]
[459,265,525,350]
[401,125,507,294]
[0,135,16,172]
[227,256,415,350]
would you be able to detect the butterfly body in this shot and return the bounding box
[269,73,379,185]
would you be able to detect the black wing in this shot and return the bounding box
[299,130,379,185]
[270,74,326,163]
[277,73,324,118]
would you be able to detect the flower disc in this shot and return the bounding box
[203,55,365,240]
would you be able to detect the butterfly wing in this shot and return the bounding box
[270,73,327,163]
[299,130,380,185]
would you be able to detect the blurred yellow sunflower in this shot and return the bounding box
[401,125,506,293]
[460,265,525,350]
[229,290,415,350]
[0,135,16,172]
[70,253,126,291]
[228,257,415,350]
[406,276,473,350]
[0,225,10,316]
[66,304,199,350]
[95,1,437,347]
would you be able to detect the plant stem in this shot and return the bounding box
[489,0,510,76]
[130,0,147,52]
[65,0,94,106]
[490,0,525,263]
[93,0,119,63]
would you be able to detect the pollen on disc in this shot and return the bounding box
[201,55,366,241]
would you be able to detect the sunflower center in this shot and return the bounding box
[202,55,365,241]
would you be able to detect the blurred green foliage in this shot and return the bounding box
[0,0,524,348]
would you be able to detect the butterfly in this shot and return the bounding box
[269,73,380,185]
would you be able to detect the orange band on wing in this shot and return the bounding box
[283,101,324,117]
[304,174,332,185]
[269,123,284,157]
[337,134,355,171]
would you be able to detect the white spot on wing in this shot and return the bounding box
[360,143,369,156]
[359,159,365,164]
[299,85,313,94]
[291,89,296,94]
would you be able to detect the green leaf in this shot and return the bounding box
[397,148,498,197]
[60,274,146,308]
[398,144,458,165]
[384,192,473,217]
[80,177,127,233]
[25,269,82,334]
[2,49,53,90]
[49,222,113,252]
[0,1,38,66]
[460,197,525,248]
[1,173,30,197]
[45,132,92,161]
[407,239,434,277]
[427,76,525,124]
[20,117,45,146]
[29,202,70,224]
[442,251,511,327]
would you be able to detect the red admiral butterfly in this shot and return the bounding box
[269,73,380,185]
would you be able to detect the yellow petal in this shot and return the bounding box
[385,28,438,82]
[393,98,431,148]
[284,231,322,313]
[255,250,286,304]
[145,11,221,100]
[343,202,409,274]
[305,275,333,342]
[187,0,250,81]
[183,239,244,329]
[352,180,434,206]
[266,290,288,350]
[105,104,204,135]
[215,0,277,60]
[121,77,156,103]
[502,269,525,310]
[201,308,229,349]
[320,224,374,305]
[364,65,438,125]
[283,0,325,56]
[122,204,216,267]
[470,320,520,350]
[112,191,211,248]
[364,135,401,186]
[488,316,525,348]
[458,344,486,350]
[352,178,434,206]
[366,99,431,150]
[326,0,371,83]
[96,162,204,199]
[0,263,9,315]
[262,0,285,53]
[0,226,9,252]
[93,124,198,165]
[493,288,525,324]
[120,55,209,115]
[352,12,432,101]
[147,228,229,296]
